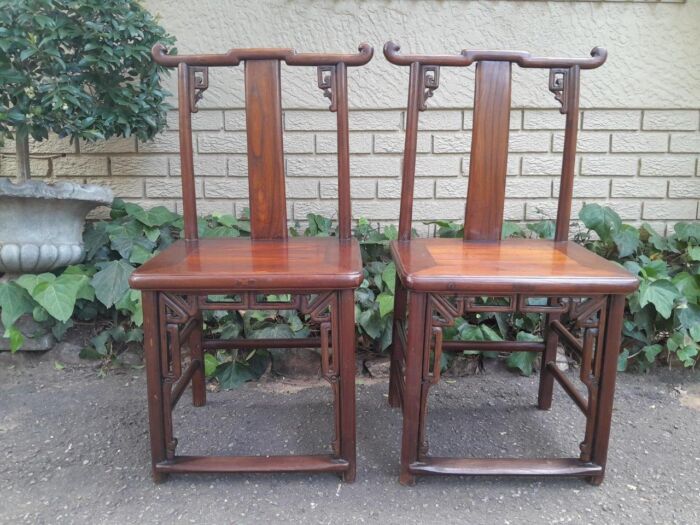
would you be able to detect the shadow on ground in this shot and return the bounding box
[1,354,698,524]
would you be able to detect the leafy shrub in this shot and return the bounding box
[0,0,173,145]
[1,201,697,384]
[576,204,700,370]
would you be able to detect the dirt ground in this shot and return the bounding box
[1,351,699,525]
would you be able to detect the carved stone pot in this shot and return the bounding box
[0,178,113,275]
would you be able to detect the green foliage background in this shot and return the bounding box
[0,0,173,145]
[1,201,698,386]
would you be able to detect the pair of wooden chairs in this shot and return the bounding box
[129,41,638,486]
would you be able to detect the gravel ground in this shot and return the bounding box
[1,352,699,525]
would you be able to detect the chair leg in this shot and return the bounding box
[587,294,625,485]
[142,291,168,483]
[399,291,429,486]
[337,289,357,483]
[189,308,206,407]
[538,307,562,410]
[388,278,408,408]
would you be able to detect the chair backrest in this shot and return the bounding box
[384,42,607,242]
[152,43,373,241]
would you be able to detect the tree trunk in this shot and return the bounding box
[15,132,31,183]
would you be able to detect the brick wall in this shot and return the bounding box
[1,0,698,235]
[1,107,697,234]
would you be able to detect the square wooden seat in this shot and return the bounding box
[384,41,638,486]
[391,239,638,295]
[130,237,363,292]
[131,42,373,483]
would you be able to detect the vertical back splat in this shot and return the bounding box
[245,60,287,240]
[464,61,512,241]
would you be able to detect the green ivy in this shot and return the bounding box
[1,201,698,383]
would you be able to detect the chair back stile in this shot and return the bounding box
[154,44,374,242]
[386,42,605,242]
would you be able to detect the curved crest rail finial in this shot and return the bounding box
[384,40,607,70]
[152,42,373,68]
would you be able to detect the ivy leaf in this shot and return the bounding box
[505,332,543,376]
[688,245,700,261]
[638,279,681,319]
[91,260,134,308]
[381,262,397,294]
[641,344,663,363]
[215,351,269,389]
[204,354,219,378]
[677,303,700,332]
[5,325,24,353]
[357,309,383,339]
[506,352,538,376]
[0,282,35,328]
[617,348,630,371]
[671,272,700,302]
[526,220,555,240]
[83,222,110,260]
[16,273,55,294]
[579,204,621,243]
[612,224,640,258]
[31,275,88,322]
[377,292,394,318]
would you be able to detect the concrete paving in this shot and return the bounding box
[1,355,699,524]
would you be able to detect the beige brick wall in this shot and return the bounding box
[1,0,698,235]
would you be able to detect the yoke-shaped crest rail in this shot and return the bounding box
[383,41,606,69]
[152,42,374,67]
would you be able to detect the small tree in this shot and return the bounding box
[0,0,174,182]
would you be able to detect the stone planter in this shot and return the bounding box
[0,179,113,275]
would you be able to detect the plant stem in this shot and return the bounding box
[15,132,31,183]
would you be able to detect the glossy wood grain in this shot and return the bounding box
[134,43,372,483]
[464,61,511,241]
[130,237,363,292]
[386,42,632,486]
[177,64,198,241]
[245,59,287,239]
[391,238,638,294]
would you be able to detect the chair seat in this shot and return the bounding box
[391,238,638,295]
[129,237,363,292]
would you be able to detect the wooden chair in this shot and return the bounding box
[383,42,639,486]
[129,43,373,482]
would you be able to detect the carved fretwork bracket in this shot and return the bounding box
[549,68,569,114]
[419,65,440,111]
[317,65,337,112]
[159,291,340,459]
[414,292,609,461]
[189,66,209,113]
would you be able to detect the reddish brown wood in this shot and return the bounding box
[398,63,424,241]
[152,42,374,67]
[555,66,581,241]
[588,294,625,485]
[409,458,602,477]
[156,455,349,474]
[245,59,287,239]
[131,43,372,483]
[537,307,562,410]
[130,237,363,292]
[390,239,639,294]
[338,289,357,482]
[177,65,198,241]
[386,42,636,486]
[202,337,321,350]
[335,64,352,240]
[384,41,607,69]
[142,291,167,483]
[399,291,429,486]
[465,61,512,240]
